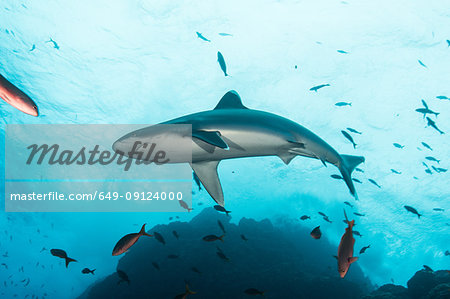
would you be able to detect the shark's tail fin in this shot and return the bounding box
[339,154,365,200]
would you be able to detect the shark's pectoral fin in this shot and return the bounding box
[192,130,228,149]
[278,152,297,165]
[190,161,224,206]
[348,257,358,264]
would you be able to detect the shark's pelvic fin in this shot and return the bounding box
[190,161,224,206]
[278,152,297,165]
[214,90,248,110]
[192,130,229,149]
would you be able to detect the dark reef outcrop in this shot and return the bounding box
[78,208,372,299]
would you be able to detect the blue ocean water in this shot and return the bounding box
[1,0,449,298]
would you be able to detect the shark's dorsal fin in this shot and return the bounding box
[214,90,247,110]
[190,161,224,206]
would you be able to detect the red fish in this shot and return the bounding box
[112,224,152,256]
[337,219,358,278]
[310,226,322,239]
[0,73,39,116]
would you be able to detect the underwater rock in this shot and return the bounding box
[407,270,450,299]
[427,283,450,299]
[362,284,408,299]
[78,208,371,299]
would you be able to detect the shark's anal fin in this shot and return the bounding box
[278,152,297,165]
[192,130,228,149]
[190,161,224,206]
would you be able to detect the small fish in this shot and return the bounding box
[404,205,422,218]
[352,230,363,237]
[116,269,130,285]
[368,179,381,188]
[29,44,35,52]
[331,174,343,180]
[300,215,311,220]
[422,162,430,169]
[244,288,265,296]
[50,249,77,268]
[240,234,248,241]
[203,234,224,242]
[179,200,193,212]
[433,208,444,212]
[153,232,166,245]
[359,245,371,254]
[447,40,450,47]
[310,226,322,239]
[423,265,433,272]
[216,251,229,261]
[46,38,59,49]
[174,283,196,299]
[421,142,432,151]
[168,254,179,259]
[390,169,401,174]
[337,219,358,278]
[418,60,427,68]
[344,201,353,208]
[347,128,362,135]
[191,267,201,275]
[425,156,440,163]
[445,250,449,256]
[214,205,231,216]
[393,143,404,149]
[172,230,179,240]
[421,99,428,109]
[1,263,7,269]
[355,167,364,173]
[318,212,327,217]
[218,33,233,36]
[309,84,330,92]
[323,216,332,224]
[341,130,357,149]
[335,102,351,107]
[152,262,160,270]
[217,51,228,76]
[425,169,432,174]
[217,220,226,234]
[112,224,152,256]
[196,32,210,42]
[337,50,348,54]
[81,268,95,275]
[433,166,447,173]
[416,108,439,118]
[353,212,365,217]
[426,117,444,134]
[193,173,201,191]
[436,95,449,100]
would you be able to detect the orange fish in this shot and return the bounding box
[0,73,39,116]
[337,219,358,278]
[112,224,152,256]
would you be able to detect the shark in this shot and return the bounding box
[112,90,365,206]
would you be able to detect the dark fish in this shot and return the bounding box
[50,249,77,268]
[352,230,362,237]
[433,208,444,212]
[240,234,248,241]
[152,262,160,270]
[393,143,404,149]
[172,230,179,240]
[214,205,231,216]
[436,95,448,100]
[318,212,327,217]
[352,178,362,183]
[112,224,152,256]
[341,130,357,148]
[191,267,201,274]
[116,269,130,285]
[196,32,210,42]
[310,226,322,239]
[323,216,332,223]
[390,169,401,174]
[426,117,444,134]
[169,217,173,220]
[216,251,229,261]
[425,156,440,163]
[331,174,343,180]
[368,179,381,188]
[404,205,422,218]
[0,73,39,116]
[337,50,348,54]
[300,215,311,220]
[344,201,353,208]
[174,283,196,299]
[425,169,432,175]
[193,172,202,191]
[217,220,226,234]
[418,60,427,68]
[432,166,447,173]
[423,265,433,272]
[421,99,428,109]
[179,200,193,212]
[416,108,439,118]
[29,44,35,52]
[309,84,330,92]
[359,245,371,254]
[353,212,365,217]
[337,219,357,278]
[153,232,166,245]
[355,167,364,172]
[335,102,351,106]
[46,38,59,49]
[445,250,449,256]
[217,51,228,76]
[1,263,7,269]
[447,40,450,47]
[81,268,95,275]
[244,288,265,296]
[202,234,224,242]
[218,33,233,36]
[347,128,362,134]
[168,254,179,259]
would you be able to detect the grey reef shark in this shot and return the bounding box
[113,91,364,206]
